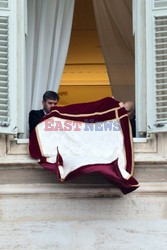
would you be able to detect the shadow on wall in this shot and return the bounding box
[112,84,135,103]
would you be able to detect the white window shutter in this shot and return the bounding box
[0,0,17,134]
[147,0,167,133]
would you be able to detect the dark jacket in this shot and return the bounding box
[130,115,136,137]
[29,109,45,134]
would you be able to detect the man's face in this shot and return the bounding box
[42,99,58,113]
[123,102,135,119]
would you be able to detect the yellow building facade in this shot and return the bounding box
[58,0,112,105]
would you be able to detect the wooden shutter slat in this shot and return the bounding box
[154,0,167,8]
[0,0,8,9]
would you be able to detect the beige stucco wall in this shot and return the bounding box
[0,133,167,164]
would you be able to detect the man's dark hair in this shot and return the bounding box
[43,91,59,102]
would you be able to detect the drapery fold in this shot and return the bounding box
[26,0,75,129]
[92,0,135,102]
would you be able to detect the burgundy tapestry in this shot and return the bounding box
[29,97,139,194]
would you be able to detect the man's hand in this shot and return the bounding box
[119,102,124,108]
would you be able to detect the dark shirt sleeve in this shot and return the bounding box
[29,110,43,134]
[130,115,136,137]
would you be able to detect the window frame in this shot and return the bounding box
[5,0,167,165]
[16,0,26,135]
[133,0,147,137]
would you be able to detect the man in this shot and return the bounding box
[29,91,59,134]
[119,101,136,137]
